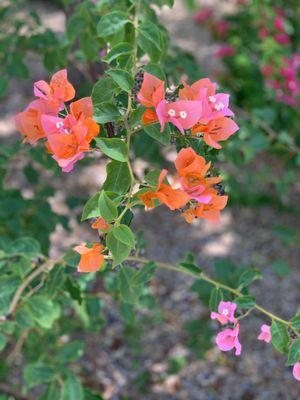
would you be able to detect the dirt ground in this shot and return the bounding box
[1,1,300,399]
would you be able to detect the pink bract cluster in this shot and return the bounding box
[211,301,300,382]
[137,72,239,149]
[15,70,100,172]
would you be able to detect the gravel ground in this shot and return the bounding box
[1,1,300,399]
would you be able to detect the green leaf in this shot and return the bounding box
[8,237,42,258]
[107,69,134,92]
[97,11,130,37]
[57,341,85,364]
[142,64,166,81]
[0,332,7,352]
[286,339,300,365]
[271,321,290,354]
[46,264,65,297]
[103,42,133,63]
[27,296,60,329]
[209,288,223,312]
[290,314,300,330]
[133,261,156,285]
[138,22,162,62]
[143,123,170,145]
[92,77,117,105]
[24,363,56,389]
[81,192,101,221]
[103,161,131,195]
[99,191,118,222]
[118,266,143,304]
[234,295,255,309]
[60,373,84,400]
[65,276,83,304]
[0,76,8,98]
[238,268,263,289]
[179,253,202,277]
[106,232,131,266]
[271,259,291,277]
[112,225,135,248]
[96,138,128,162]
[144,169,161,187]
[93,102,121,124]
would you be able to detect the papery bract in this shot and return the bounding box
[74,243,105,273]
[215,324,242,356]
[211,301,237,324]
[257,324,272,343]
[34,69,75,107]
[292,363,300,381]
[192,117,239,149]
[156,99,203,133]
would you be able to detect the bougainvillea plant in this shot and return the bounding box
[1,0,300,397]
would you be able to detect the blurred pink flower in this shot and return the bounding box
[215,45,235,58]
[293,363,300,381]
[216,324,242,356]
[194,7,214,24]
[257,324,272,343]
[274,33,290,45]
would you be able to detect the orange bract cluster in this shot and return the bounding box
[15,70,100,172]
[139,147,228,223]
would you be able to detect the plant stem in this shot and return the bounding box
[126,256,300,336]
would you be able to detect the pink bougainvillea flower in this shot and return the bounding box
[74,243,105,273]
[34,69,75,106]
[257,324,272,343]
[137,72,165,108]
[211,301,237,324]
[293,363,300,381]
[215,44,236,58]
[192,117,239,149]
[215,324,242,356]
[179,78,234,123]
[156,99,202,133]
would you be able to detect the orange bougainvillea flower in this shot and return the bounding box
[91,217,110,230]
[137,72,165,126]
[174,147,220,191]
[74,243,105,273]
[15,99,59,144]
[139,169,190,211]
[179,78,217,101]
[183,189,228,223]
[41,97,100,172]
[192,117,239,149]
[137,72,165,108]
[34,69,75,106]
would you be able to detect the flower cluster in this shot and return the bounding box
[139,147,228,223]
[137,72,239,149]
[258,8,290,46]
[261,53,300,107]
[15,69,100,172]
[212,301,300,382]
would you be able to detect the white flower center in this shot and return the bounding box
[215,102,225,111]
[209,96,216,103]
[168,108,176,117]
[56,121,64,128]
[179,111,187,119]
[222,309,229,316]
